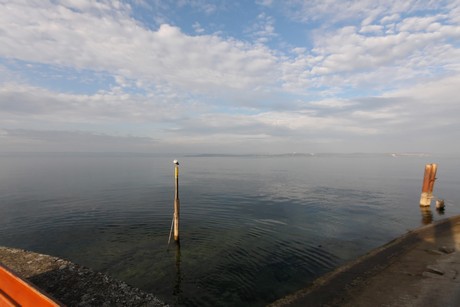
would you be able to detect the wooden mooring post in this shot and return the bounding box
[420,163,437,206]
[173,160,180,242]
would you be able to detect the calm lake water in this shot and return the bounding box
[1,153,459,306]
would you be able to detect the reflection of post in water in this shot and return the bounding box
[420,206,433,225]
[173,242,182,302]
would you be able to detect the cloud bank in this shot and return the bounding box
[0,0,459,153]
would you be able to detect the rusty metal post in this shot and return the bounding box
[428,163,437,195]
[420,163,437,206]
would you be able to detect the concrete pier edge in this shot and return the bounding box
[270,214,460,306]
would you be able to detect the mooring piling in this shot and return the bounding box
[173,160,180,242]
[420,163,437,207]
[436,199,445,212]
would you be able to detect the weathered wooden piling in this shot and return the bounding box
[420,163,437,207]
[173,160,180,242]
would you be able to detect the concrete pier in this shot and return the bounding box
[271,215,460,306]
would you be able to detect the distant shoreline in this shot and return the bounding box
[0,151,443,157]
[185,152,433,158]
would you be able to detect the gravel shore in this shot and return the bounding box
[0,247,167,306]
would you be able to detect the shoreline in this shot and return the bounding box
[0,246,167,306]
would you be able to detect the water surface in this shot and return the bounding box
[0,153,459,306]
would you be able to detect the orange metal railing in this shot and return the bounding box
[0,263,60,307]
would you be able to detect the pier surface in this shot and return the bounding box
[271,214,460,306]
[0,247,166,306]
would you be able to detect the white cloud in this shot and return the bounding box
[1,73,459,153]
[246,13,277,43]
[379,75,460,135]
[2,1,458,97]
[397,15,446,32]
[308,14,460,86]
[0,0,459,153]
[256,0,274,7]
[0,82,198,129]
[176,0,219,14]
[359,25,383,34]
[310,99,357,109]
[380,14,400,24]
[448,1,460,23]
[281,0,442,25]
[0,128,158,152]
[192,22,205,33]
[0,2,279,93]
[387,75,460,107]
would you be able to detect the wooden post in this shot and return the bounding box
[420,163,437,206]
[173,160,180,242]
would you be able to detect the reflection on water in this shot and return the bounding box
[420,206,433,225]
[420,201,448,225]
[172,242,182,305]
[0,153,459,306]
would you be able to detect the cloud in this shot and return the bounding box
[1,1,458,97]
[380,14,400,24]
[192,22,205,33]
[0,128,157,152]
[0,1,279,93]
[359,25,383,34]
[0,82,199,132]
[307,15,460,93]
[246,13,277,43]
[3,128,155,144]
[0,0,459,153]
[310,99,358,109]
[321,29,456,73]
[279,0,442,25]
[2,75,459,153]
[175,0,220,14]
[256,0,274,7]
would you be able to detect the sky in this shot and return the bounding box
[1,0,460,154]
